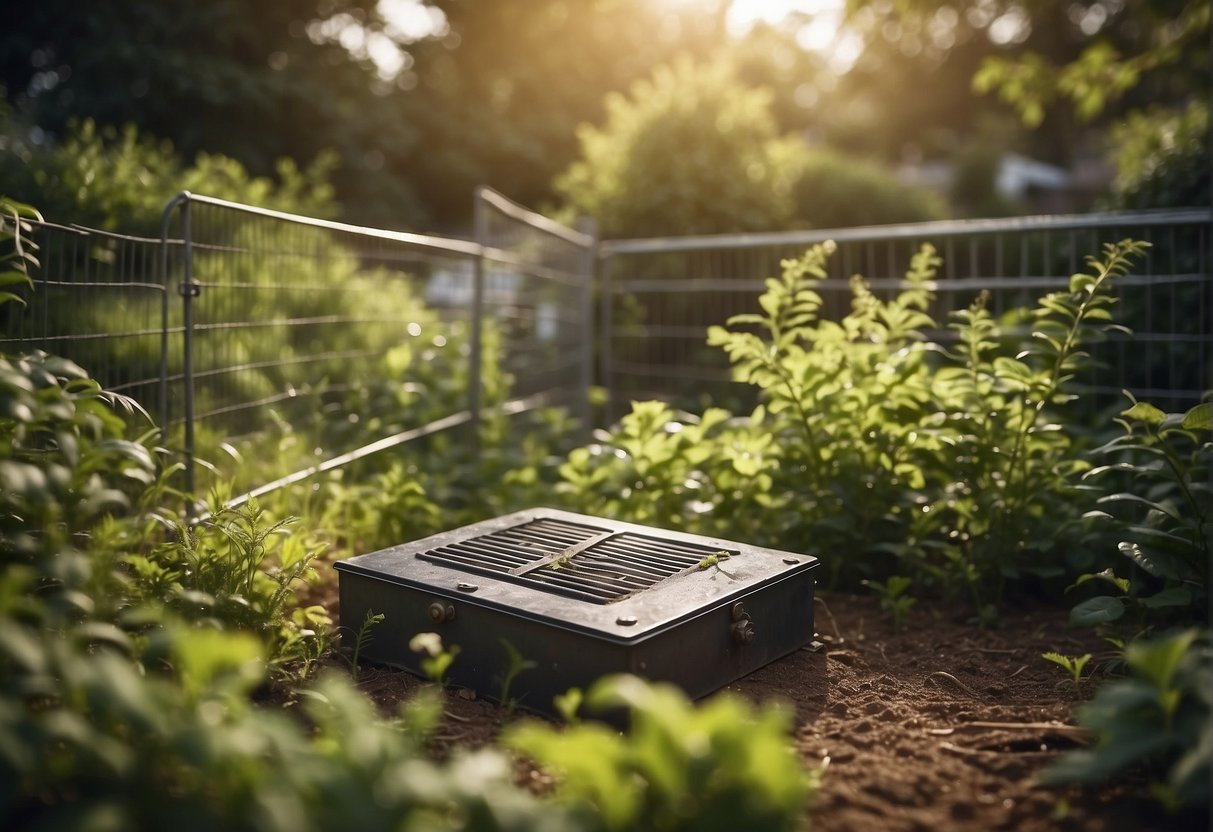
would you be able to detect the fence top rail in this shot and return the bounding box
[25,218,168,246]
[166,191,484,258]
[476,185,595,248]
[599,208,1213,257]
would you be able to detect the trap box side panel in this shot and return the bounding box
[627,570,817,701]
[338,573,629,710]
[338,568,817,712]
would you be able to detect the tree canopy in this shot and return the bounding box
[2,0,1207,233]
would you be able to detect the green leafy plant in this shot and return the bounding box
[567,238,1151,624]
[506,674,820,832]
[1069,396,1210,630]
[862,575,917,632]
[553,688,584,725]
[496,638,537,712]
[348,609,385,683]
[132,497,330,673]
[0,197,40,307]
[1042,629,1211,813]
[929,240,1152,619]
[410,631,460,686]
[1042,651,1093,686]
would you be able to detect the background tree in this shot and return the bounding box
[0,0,428,227]
[553,54,945,238]
[553,57,805,239]
[838,0,1210,209]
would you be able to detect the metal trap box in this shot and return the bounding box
[335,508,819,712]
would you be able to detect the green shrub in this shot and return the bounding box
[506,674,819,832]
[1102,102,1210,210]
[1069,396,1210,630]
[555,57,804,238]
[1042,628,1211,814]
[0,117,336,234]
[789,147,947,228]
[560,239,1152,620]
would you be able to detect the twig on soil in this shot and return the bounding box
[444,710,472,723]
[814,596,843,643]
[970,647,1020,655]
[925,671,977,697]
[952,721,1088,738]
[1007,664,1029,679]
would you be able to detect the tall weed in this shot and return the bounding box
[567,239,1154,619]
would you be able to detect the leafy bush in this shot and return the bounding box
[1069,396,1210,630]
[559,238,1153,620]
[506,674,818,832]
[1042,628,1210,814]
[0,117,337,234]
[555,57,804,238]
[1102,102,1210,210]
[0,197,40,305]
[789,146,947,228]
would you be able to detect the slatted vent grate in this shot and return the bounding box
[417,517,737,603]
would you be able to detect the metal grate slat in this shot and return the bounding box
[416,520,736,603]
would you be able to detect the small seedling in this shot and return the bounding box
[862,575,917,631]
[553,687,583,724]
[409,632,460,685]
[349,609,385,682]
[1042,651,1092,685]
[698,550,732,570]
[496,638,537,712]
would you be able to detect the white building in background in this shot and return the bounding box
[898,151,1109,215]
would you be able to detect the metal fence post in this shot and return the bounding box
[599,251,614,422]
[179,197,198,500]
[579,219,598,439]
[470,187,487,443]
[159,192,199,500]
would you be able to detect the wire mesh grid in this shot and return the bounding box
[474,187,595,428]
[600,210,1212,419]
[0,220,170,425]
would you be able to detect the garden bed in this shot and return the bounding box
[324,584,1190,831]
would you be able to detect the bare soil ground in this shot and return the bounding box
[311,580,1202,831]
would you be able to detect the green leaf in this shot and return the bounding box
[1125,629,1199,691]
[1121,401,1167,427]
[1069,596,1125,627]
[1137,587,1193,609]
[1118,540,1189,580]
[1180,403,1211,431]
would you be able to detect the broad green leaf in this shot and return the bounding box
[1120,401,1167,427]
[1073,568,1130,593]
[1180,403,1211,431]
[1118,541,1187,580]
[1137,587,1192,609]
[1125,629,1199,691]
[1069,596,1125,627]
[1097,493,1181,521]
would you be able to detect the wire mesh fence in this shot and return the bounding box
[0,221,170,424]
[599,209,1212,421]
[4,198,1208,500]
[473,186,596,430]
[4,189,596,499]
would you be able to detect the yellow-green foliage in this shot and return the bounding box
[506,674,818,832]
[556,57,803,238]
[0,118,336,234]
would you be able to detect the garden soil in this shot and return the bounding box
[311,582,1201,831]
